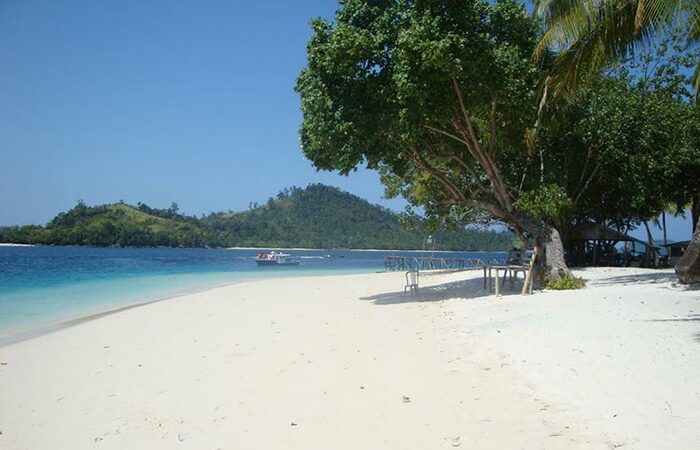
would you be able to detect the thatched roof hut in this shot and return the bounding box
[565,223,653,267]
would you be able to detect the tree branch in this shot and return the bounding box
[422,139,488,198]
[488,97,498,156]
[572,160,600,210]
[424,125,470,147]
[447,155,488,196]
[451,77,513,211]
[410,149,469,204]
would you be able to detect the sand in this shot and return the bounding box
[0,268,698,449]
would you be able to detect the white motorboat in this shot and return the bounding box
[255,251,300,266]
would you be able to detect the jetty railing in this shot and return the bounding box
[384,255,507,272]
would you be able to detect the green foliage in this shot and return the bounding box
[0,184,514,251]
[545,274,586,290]
[534,33,700,231]
[296,0,544,226]
[514,185,572,226]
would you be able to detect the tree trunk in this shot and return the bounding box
[537,224,571,283]
[643,220,657,268]
[662,212,667,247]
[469,201,573,285]
[509,211,572,284]
[692,195,699,235]
[675,219,700,285]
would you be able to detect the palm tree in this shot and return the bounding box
[533,0,700,97]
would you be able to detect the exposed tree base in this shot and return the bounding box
[675,221,700,285]
[534,225,573,285]
[542,226,572,282]
[508,210,572,285]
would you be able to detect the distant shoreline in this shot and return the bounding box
[0,243,506,253]
[226,246,505,254]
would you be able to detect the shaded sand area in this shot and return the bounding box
[1,268,698,449]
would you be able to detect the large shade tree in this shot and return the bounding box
[296,0,574,282]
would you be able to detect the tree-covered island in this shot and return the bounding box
[0,184,514,251]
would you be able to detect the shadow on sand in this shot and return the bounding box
[646,314,700,344]
[647,314,700,323]
[582,269,700,291]
[360,272,526,305]
[587,271,679,286]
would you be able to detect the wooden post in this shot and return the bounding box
[495,268,500,296]
[521,247,538,296]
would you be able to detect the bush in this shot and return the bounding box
[546,274,586,290]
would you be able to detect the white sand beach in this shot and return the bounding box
[0,268,698,449]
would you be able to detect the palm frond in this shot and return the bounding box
[537,0,700,97]
[533,0,592,61]
[549,0,669,96]
[535,0,587,21]
[635,0,679,30]
[675,0,699,97]
[537,0,680,96]
[688,0,700,43]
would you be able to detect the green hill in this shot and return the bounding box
[203,185,407,248]
[0,201,206,247]
[0,184,513,250]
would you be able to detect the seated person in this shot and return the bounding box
[506,247,523,265]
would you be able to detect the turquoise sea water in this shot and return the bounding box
[0,246,505,337]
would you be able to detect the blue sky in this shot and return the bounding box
[0,0,694,242]
[0,0,406,226]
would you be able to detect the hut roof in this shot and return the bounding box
[568,223,647,244]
